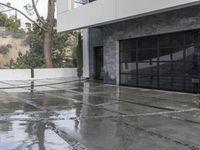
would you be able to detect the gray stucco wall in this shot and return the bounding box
[89,5,200,84]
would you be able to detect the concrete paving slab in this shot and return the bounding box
[116,95,196,110]
[31,86,58,92]
[167,110,200,124]
[0,97,38,114]
[1,81,30,87]
[48,83,78,90]
[52,117,188,150]
[70,87,111,94]
[0,79,199,150]
[22,80,47,86]
[101,102,165,115]
[39,89,118,106]
[126,115,200,148]
[155,92,197,103]
[11,91,44,100]
[52,103,119,118]
[28,96,77,108]
[0,101,38,114]
[44,90,81,98]
[0,120,71,150]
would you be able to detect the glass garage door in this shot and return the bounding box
[119,30,200,93]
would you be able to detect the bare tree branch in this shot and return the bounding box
[0,2,47,31]
[32,0,46,25]
[36,0,39,5]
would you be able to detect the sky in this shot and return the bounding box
[0,0,48,28]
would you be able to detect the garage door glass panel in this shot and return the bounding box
[119,29,200,92]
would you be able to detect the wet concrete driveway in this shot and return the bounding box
[0,78,199,150]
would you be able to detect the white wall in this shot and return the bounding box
[57,0,200,32]
[34,68,77,80]
[57,0,74,13]
[82,29,90,78]
[0,69,31,81]
[0,68,78,81]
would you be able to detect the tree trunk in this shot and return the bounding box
[43,0,55,68]
[43,31,53,68]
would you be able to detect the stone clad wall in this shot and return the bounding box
[89,28,103,78]
[89,5,200,84]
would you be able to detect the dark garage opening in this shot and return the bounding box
[119,29,200,93]
[94,46,104,80]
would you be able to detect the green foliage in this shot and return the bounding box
[10,26,44,68]
[52,32,68,67]
[195,94,200,108]
[11,30,26,39]
[25,34,43,54]
[76,33,83,79]
[11,28,78,69]
[0,12,21,32]
[52,31,76,68]
[11,51,45,69]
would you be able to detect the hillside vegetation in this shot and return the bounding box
[0,35,29,68]
[0,12,79,69]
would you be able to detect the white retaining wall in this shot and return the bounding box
[34,68,77,80]
[0,68,77,81]
[0,69,31,81]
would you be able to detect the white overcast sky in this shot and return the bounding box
[1,0,49,28]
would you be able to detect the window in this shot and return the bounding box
[120,29,200,92]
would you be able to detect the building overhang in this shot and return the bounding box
[57,0,200,32]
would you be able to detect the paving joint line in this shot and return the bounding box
[81,108,199,119]
[0,79,82,90]
[1,80,199,149]
[113,118,200,150]
[77,83,197,105]
[0,90,89,150]
[60,89,178,111]
[21,86,126,116]
[23,82,200,128]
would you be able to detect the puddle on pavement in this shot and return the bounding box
[55,103,118,117]
[52,117,188,150]
[0,120,72,150]
[0,80,199,150]
[0,97,38,114]
[44,90,117,105]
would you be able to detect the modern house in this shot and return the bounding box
[57,0,200,93]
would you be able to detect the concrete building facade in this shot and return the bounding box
[57,0,200,93]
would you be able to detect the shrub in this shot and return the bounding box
[11,32,25,39]
[195,94,200,108]
[76,33,83,79]
[6,44,12,49]
[0,45,9,55]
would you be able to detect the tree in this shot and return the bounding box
[0,0,55,68]
[10,23,78,69]
[0,12,20,32]
[76,33,83,79]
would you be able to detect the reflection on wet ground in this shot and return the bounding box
[0,79,199,150]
